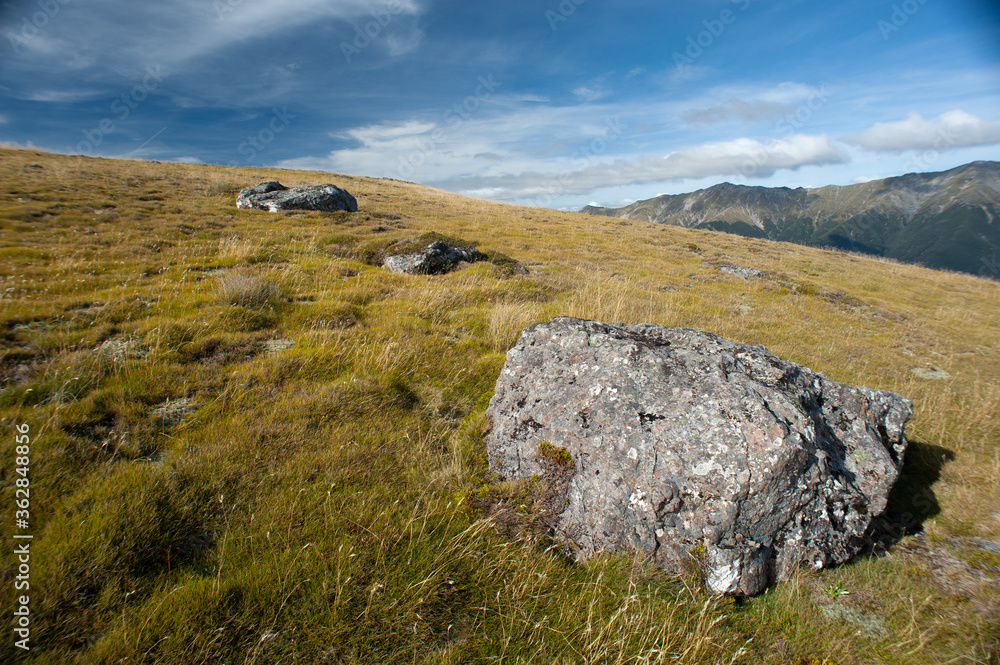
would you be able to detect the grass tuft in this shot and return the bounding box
[215,271,284,308]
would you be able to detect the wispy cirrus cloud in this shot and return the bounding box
[679,82,832,126]
[842,110,1000,152]
[4,0,424,77]
[681,99,796,125]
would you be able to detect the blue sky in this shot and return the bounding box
[2,0,999,209]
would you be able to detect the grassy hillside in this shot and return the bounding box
[1,148,998,664]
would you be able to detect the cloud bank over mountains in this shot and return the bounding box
[842,110,1000,153]
[287,103,997,203]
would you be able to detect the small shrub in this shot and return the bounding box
[216,271,283,308]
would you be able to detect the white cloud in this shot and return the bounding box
[278,97,613,182]
[573,86,604,102]
[755,82,825,105]
[679,82,832,126]
[682,99,795,125]
[386,27,425,56]
[339,121,436,144]
[843,110,1000,152]
[435,134,848,201]
[5,0,424,79]
[278,81,854,204]
[16,89,103,103]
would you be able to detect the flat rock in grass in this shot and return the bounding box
[911,367,950,380]
[383,240,483,275]
[236,181,358,212]
[151,397,194,427]
[263,338,295,356]
[485,317,912,595]
[719,265,763,279]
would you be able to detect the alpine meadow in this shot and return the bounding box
[0,147,998,664]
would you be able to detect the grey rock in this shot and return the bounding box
[150,397,194,427]
[972,538,1000,555]
[911,367,950,380]
[820,603,888,638]
[485,317,912,595]
[719,265,763,279]
[383,240,483,275]
[236,181,358,212]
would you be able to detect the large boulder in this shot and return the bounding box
[236,181,358,212]
[485,317,912,595]
[383,240,483,275]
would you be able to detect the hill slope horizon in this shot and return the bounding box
[582,161,1000,277]
[1,148,997,664]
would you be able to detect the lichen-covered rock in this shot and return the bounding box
[236,181,358,212]
[485,317,912,595]
[383,240,483,275]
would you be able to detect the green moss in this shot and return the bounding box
[538,440,573,465]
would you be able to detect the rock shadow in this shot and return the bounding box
[866,439,955,552]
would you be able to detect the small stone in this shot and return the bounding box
[264,338,295,356]
[972,538,1000,555]
[911,367,950,380]
[151,397,194,427]
[718,265,763,279]
[820,603,888,638]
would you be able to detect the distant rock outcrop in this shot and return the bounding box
[485,317,912,595]
[383,240,483,275]
[237,181,358,212]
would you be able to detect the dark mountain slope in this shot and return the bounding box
[582,161,1000,276]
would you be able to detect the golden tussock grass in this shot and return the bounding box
[0,148,997,664]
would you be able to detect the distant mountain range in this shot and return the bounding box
[581,161,1000,277]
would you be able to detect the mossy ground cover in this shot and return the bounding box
[1,148,998,663]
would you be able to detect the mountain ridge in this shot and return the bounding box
[581,161,1000,276]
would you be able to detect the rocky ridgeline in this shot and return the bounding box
[237,181,358,212]
[486,317,912,595]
